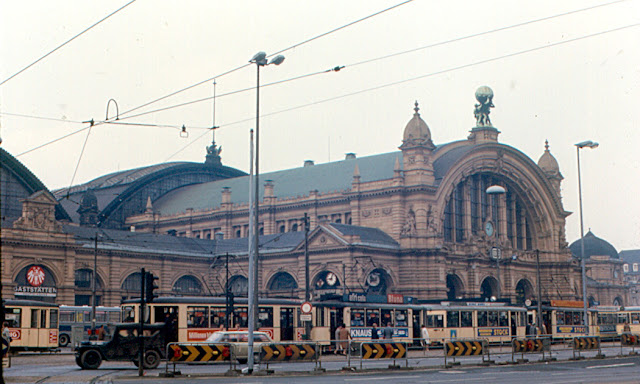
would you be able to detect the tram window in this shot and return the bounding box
[31,309,39,328]
[488,311,499,327]
[617,313,629,324]
[108,311,120,323]
[234,307,249,328]
[631,313,640,324]
[315,307,325,327]
[96,311,108,322]
[573,312,582,325]
[519,312,526,326]
[258,307,273,328]
[368,309,381,326]
[426,314,443,328]
[461,311,473,327]
[6,309,21,328]
[447,311,460,328]
[381,309,393,326]
[50,309,58,329]
[478,311,488,327]
[395,310,408,326]
[60,310,75,323]
[122,306,135,322]
[556,311,565,325]
[499,311,508,327]
[187,306,209,328]
[211,307,225,328]
[351,309,365,327]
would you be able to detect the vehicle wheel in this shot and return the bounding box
[142,350,161,369]
[75,355,82,368]
[80,349,102,369]
[133,359,139,367]
[59,334,70,347]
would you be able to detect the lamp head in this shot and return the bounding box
[575,140,599,149]
[250,51,267,66]
[486,185,506,195]
[268,55,285,65]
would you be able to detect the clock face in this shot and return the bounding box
[325,272,337,286]
[485,221,494,237]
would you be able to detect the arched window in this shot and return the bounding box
[480,276,500,301]
[228,275,248,297]
[121,272,143,300]
[446,274,464,300]
[515,279,534,305]
[172,275,203,296]
[613,296,623,307]
[268,272,298,291]
[444,174,533,250]
[74,268,104,306]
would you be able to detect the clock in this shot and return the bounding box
[484,221,494,237]
[325,272,337,286]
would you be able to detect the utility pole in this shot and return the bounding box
[304,213,311,340]
[138,268,145,377]
[225,252,230,330]
[536,249,543,333]
[91,233,98,338]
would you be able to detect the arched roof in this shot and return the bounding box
[569,231,619,259]
[0,148,71,224]
[53,161,245,228]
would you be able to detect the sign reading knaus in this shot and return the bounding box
[350,327,409,339]
[477,327,510,337]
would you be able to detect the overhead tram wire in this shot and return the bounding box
[0,0,138,87]
[162,21,640,163]
[115,0,414,120]
[0,112,84,124]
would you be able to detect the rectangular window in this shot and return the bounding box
[447,311,460,328]
[516,202,524,250]
[623,264,629,272]
[426,314,444,328]
[506,193,514,247]
[395,310,408,327]
[634,263,639,272]
[233,307,249,328]
[381,309,393,327]
[461,311,473,327]
[315,307,325,327]
[478,311,488,327]
[122,306,136,322]
[499,311,508,327]
[31,309,39,328]
[351,309,365,327]
[258,307,274,328]
[455,184,465,243]
[366,309,380,327]
[631,313,640,324]
[488,311,499,327]
[617,313,629,324]
[60,310,75,323]
[50,309,58,329]
[6,308,22,328]
[187,306,209,328]
[444,200,453,242]
[470,176,480,235]
[556,311,565,325]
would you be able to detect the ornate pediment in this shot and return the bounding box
[13,190,62,232]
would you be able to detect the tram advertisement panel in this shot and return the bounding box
[350,327,409,339]
[556,325,587,334]
[477,327,509,337]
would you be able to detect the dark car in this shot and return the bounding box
[74,322,166,369]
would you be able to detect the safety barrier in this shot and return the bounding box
[444,339,489,367]
[259,342,322,371]
[571,336,602,360]
[620,333,640,355]
[356,342,408,370]
[511,337,552,362]
[163,342,236,377]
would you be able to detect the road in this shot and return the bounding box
[3,345,640,383]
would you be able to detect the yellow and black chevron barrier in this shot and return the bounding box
[445,340,485,357]
[512,338,549,353]
[360,342,407,359]
[572,336,600,351]
[168,343,232,362]
[259,342,318,363]
[621,333,640,346]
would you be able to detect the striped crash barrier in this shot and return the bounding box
[357,342,408,370]
[511,337,552,362]
[571,336,602,360]
[163,342,236,376]
[444,339,489,366]
[259,342,318,363]
[621,333,640,346]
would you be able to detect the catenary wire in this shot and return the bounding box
[0,112,84,124]
[116,0,414,119]
[0,0,138,87]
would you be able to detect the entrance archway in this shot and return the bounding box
[515,279,534,305]
[446,274,464,300]
[480,276,500,301]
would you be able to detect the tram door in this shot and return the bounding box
[280,308,294,341]
[329,308,343,343]
[154,306,179,343]
[412,310,422,346]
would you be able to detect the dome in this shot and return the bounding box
[569,231,619,260]
[537,140,560,175]
[402,101,434,146]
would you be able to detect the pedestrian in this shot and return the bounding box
[2,322,11,344]
[383,322,393,340]
[338,323,350,355]
[421,325,430,350]
[334,324,342,354]
[623,321,631,333]
[371,323,379,340]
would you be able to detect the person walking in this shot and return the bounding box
[371,323,379,340]
[383,322,393,340]
[334,324,342,354]
[420,325,430,351]
[338,323,350,355]
[2,322,11,343]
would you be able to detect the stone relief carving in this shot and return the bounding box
[401,206,417,236]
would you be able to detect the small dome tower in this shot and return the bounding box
[537,140,563,196]
[399,101,435,186]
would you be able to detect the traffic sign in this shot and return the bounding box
[301,301,313,314]
[300,313,312,321]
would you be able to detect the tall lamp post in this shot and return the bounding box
[575,140,598,330]
[247,51,285,374]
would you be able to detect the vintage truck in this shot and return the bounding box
[75,322,166,369]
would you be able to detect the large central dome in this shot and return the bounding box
[569,231,619,259]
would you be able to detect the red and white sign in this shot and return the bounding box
[301,302,313,314]
[9,329,21,341]
[296,328,305,341]
[27,266,46,287]
[187,329,215,341]
[49,330,58,344]
[387,294,404,304]
[258,328,274,339]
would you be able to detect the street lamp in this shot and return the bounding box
[575,140,598,330]
[247,51,285,374]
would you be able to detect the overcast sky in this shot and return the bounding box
[1,0,639,250]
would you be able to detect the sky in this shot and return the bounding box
[1,0,639,250]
